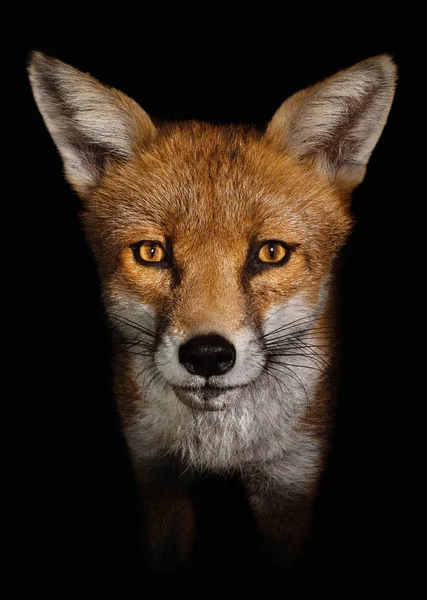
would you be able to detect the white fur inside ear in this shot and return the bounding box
[28,52,155,194]
[266,55,397,186]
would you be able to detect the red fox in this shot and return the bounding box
[28,52,396,582]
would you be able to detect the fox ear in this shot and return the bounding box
[28,52,156,195]
[266,55,397,189]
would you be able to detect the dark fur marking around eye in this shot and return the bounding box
[166,236,182,288]
[243,240,298,278]
[131,241,170,268]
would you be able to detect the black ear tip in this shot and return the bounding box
[378,53,397,71]
[27,50,58,79]
[382,53,398,80]
[27,49,45,68]
[382,52,396,64]
[364,54,398,81]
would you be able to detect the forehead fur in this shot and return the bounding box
[85,122,352,263]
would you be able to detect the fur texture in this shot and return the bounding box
[28,51,397,577]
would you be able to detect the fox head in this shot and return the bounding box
[29,53,396,466]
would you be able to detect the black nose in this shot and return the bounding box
[179,334,236,378]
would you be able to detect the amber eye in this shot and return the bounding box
[133,241,167,265]
[258,242,287,264]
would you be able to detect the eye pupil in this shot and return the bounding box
[269,244,275,259]
[150,246,156,259]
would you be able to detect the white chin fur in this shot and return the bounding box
[173,386,242,411]
[115,290,331,473]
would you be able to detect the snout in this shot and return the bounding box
[154,327,265,407]
[178,334,236,378]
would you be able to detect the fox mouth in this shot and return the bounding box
[173,385,240,411]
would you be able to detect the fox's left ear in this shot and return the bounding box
[266,55,397,190]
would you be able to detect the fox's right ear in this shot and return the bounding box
[28,52,156,196]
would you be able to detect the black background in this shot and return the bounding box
[22,39,409,593]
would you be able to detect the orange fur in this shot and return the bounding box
[86,124,352,335]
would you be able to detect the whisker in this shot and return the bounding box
[268,358,325,374]
[271,350,330,376]
[262,324,335,345]
[261,304,330,330]
[288,336,332,366]
[258,314,335,342]
[264,331,335,341]
[265,363,309,404]
[271,336,331,370]
[117,349,153,358]
[256,316,319,342]
[116,336,155,348]
[133,362,152,387]
[137,305,157,323]
[266,343,331,350]
[262,367,296,419]
[142,363,162,390]
[263,338,334,360]
[109,313,156,339]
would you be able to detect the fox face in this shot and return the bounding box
[93,123,350,416]
[29,53,396,474]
